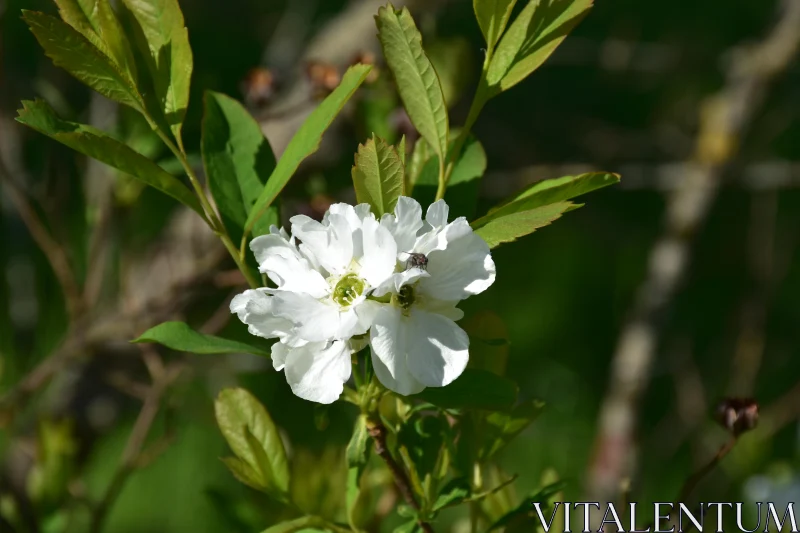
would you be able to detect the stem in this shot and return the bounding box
[366,418,435,533]
[154,129,259,289]
[677,437,738,503]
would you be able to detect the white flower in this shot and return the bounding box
[363,197,496,395]
[230,203,397,404]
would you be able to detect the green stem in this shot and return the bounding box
[154,129,260,289]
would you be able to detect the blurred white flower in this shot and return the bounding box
[230,203,396,404]
[363,197,496,395]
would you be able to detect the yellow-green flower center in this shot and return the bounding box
[332,273,366,307]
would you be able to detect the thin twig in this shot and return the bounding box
[366,419,434,533]
[677,437,737,504]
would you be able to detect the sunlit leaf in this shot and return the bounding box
[490,172,619,214]
[15,99,203,216]
[474,0,518,53]
[121,0,193,141]
[376,4,448,163]
[486,0,593,94]
[261,517,328,533]
[132,321,271,357]
[352,134,405,217]
[433,477,471,511]
[413,369,518,410]
[473,201,577,248]
[202,91,277,241]
[215,388,290,501]
[244,64,372,236]
[22,11,142,110]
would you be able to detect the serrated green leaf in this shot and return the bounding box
[244,64,372,237]
[54,0,138,80]
[346,415,370,529]
[215,388,290,500]
[121,0,193,142]
[433,477,471,511]
[491,172,619,214]
[202,91,277,242]
[376,4,448,163]
[473,202,577,248]
[474,0,518,52]
[486,0,593,94]
[15,99,203,216]
[352,135,404,217]
[22,11,142,110]
[132,321,271,356]
[413,369,518,411]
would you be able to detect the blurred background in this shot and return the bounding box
[1,0,799,531]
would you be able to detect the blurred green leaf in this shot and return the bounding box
[133,321,270,356]
[491,172,619,214]
[15,99,204,216]
[261,516,329,533]
[414,369,518,411]
[462,311,509,375]
[352,134,405,217]
[473,201,577,248]
[394,519,421,533]
[220,455,267,492]
[202,91,277,240]
[376,4,448,163]
[432,477,470,511]
[406,138,431,194]
[121,0,193,141]
[345,415,370,529]
[488,480,567,531]
[215,388,290,501]
[481,399,544,459]
[22,11,142,110]
[474,0,518,53]
[486,0,593,94]
[427,38,475,108]
[413,135,486,217]
[245,64,372,237]
[53,0,138,78]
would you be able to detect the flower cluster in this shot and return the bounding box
[230,197,496,403]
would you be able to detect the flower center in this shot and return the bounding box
[393,285,415,312]
[332,273,367,307]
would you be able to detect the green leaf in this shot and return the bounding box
[406,137,431,194]
[220,455,267,492]
[15,99,203,216]
[474,0,518,53]
[427,38,474,108]
[346,415,371,529]
[481,399,544,459]
[488,481,568,531]
[244,64,372,236]
[261,516,329,533]
[433,477,471,511]
[490,172,619,214]
[412,135,486,219]
[393,520,421,533]
[53,0,138,79]
[352,134,405,217]
[215,388,290,501]
[473,202,577,248]
[202,91,277,241]
[376,4,448,163]
[413,369,518,411]
[486,0,593,94]
[132,321,271,356]
[121,0,193,141]
[22,11,142,110]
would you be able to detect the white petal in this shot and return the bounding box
[230,289,293,339]
[283,341,352,404]
[354,203,373,221]
[381,196,423,254]
[271,341,289,371]
[421,297,465,321]
[419,219,496,301]
[425,200,449,229]
[249,234,329,298]
[270,291,364,341]
[372,268,429,297]
[405,309,469,387]
[290,213,354,275]
[368,306,425,395]
[359,216,398,287]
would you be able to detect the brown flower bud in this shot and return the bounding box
[715,397,759,436]
[241,67,276,108]
[306,61,341,98]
